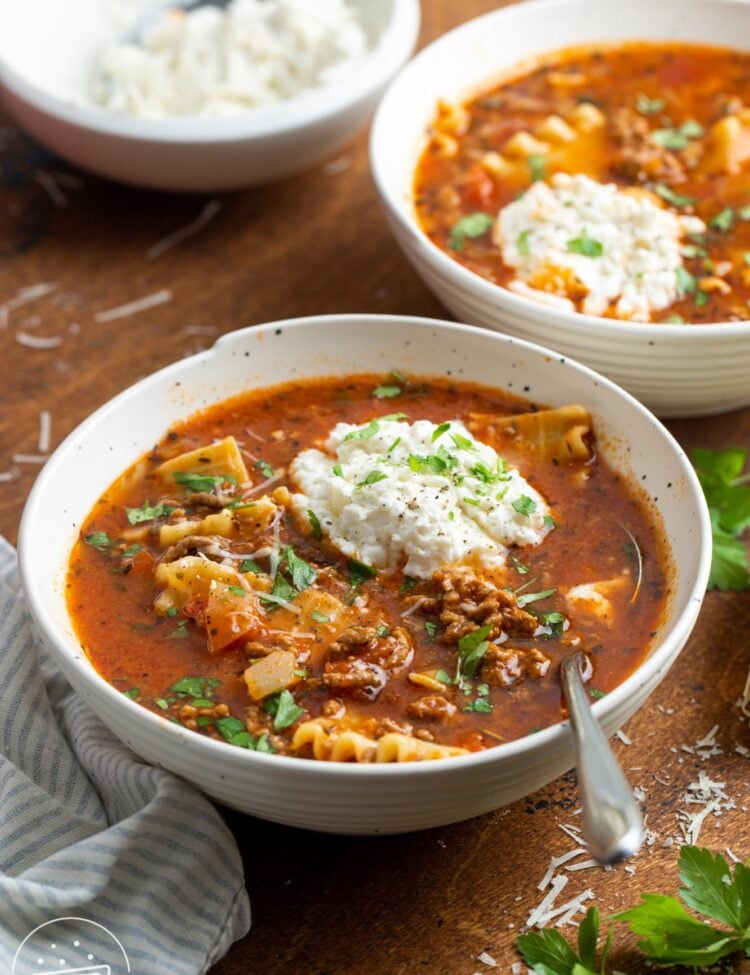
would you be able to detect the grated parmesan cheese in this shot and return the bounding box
[94,289,172,323]
[147,199,222,259]
[93,0,369,119]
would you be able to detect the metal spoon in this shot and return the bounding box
[560,651,644,865]
[125,0,231,44]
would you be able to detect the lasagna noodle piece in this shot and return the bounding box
[291,718,468,762]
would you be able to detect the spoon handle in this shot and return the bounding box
[561,652,644,865]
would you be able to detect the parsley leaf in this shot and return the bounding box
[512,495,538,516]
[692,447,750,590]
[432,421,451,442]
[675,264,696,295]
[710,207,735,232]
[424,621,437,639]
[310,610,330,623]
[84,531,112,551]
[126,500,173,525]
[517,906,601,975]
[447,212,494,251]
[456,624,492,680]
[517,228,532,255]
[373,385,402,399]
[349,559,377,587]
[282,546,316,592]
[567,234,603,258]
[122,687,140,700]
[343,419,380,442]
[636,93,665,115]
[239,558,263,574]
[528,153,547,182]
[254,459,275,479]
[651,119,704,150]
[170,676,210,697]
[263,690,304,731]
[307,509,323,541]
[356,470,389,489]
[173,471,236,493]
[517,587,556,608]
[651,183,696,208]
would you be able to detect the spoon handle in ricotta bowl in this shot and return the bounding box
[561,652,644,865]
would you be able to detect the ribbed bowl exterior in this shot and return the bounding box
[19,315,712,835]
[370,0,750,419]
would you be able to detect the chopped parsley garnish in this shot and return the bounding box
[400,575,417,593]
[386,436,402,454]
[343,419,381,442]
[664,312,685,324]
[126,500,173,525]
[527,153,547,182]
[167,620,191,639]
[239,558,263,574]
[307,509,322,541]
[215,715,274,751]
[332,463,344,478]
[463,698,493,714]
[375,624,390,638]
[740,204,750,221]
[349,559,377,587]
[84,531,112,551]
[189,697,215,708]
[651,119,704,150]
[372,384,402,399]
[254,459,275,479]
[681,243,706,259]
[432,421,451,442]
[122,543,141,558]
[543,515,557,529]
[516,588,556,608]
[517,229,532,256]
[280,545,316,593]
[263,690,304,731]
[692,446,750,590]
[173,471,236,493]
[122,687,140,699]
[675,264,697,295]
[170,676,213,698]
[310,610,330,623]
[566,233,604,258]
[380,413,408,422]
[166,606,179,618]
[636,93,665,115]
[512,494,537,516]
[588,687,606,699]
[451,433,475,451]
[435,669,453,685]
[456,624,492,681]
[356,470,389,489]
[154,697,170,710]
[651,183,696,208]
[227,585,246,597]
[538,610,565,637]
[447,212,494,251]
[709,206,735,232]
[695,289,709,308]
[510,555,529,575]
[390,369,407,384]
[424,621,437,639]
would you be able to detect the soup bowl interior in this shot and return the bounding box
[18,315,711,834]
[370,0,750,418]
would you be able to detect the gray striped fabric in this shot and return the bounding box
[0,537,250,973]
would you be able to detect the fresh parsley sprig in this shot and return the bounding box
[692,446,750,590]
[516,846,750,974]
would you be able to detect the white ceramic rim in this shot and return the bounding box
[0,0,420,144]
[369,0,750,339]
[18,314,713,779]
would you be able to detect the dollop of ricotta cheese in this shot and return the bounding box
[290,417,551,579]
[494,172,706,321]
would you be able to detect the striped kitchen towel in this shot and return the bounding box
[0,537,250,974]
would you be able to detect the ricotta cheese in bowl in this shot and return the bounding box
[290,416,551,578]
[494,174,705,322]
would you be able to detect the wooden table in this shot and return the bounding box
[2,2,750,972]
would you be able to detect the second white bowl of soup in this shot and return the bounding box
[18,315,711,834]
[371,0,750,417]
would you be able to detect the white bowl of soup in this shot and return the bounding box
[0,0,419,191]
[370,0,750,417]
[18,315,711,834]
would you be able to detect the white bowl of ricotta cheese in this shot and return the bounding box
[18,314,711,834]
[370,0,750,417]
[0,0,419,191]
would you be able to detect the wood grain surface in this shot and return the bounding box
[1,2,750,972]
